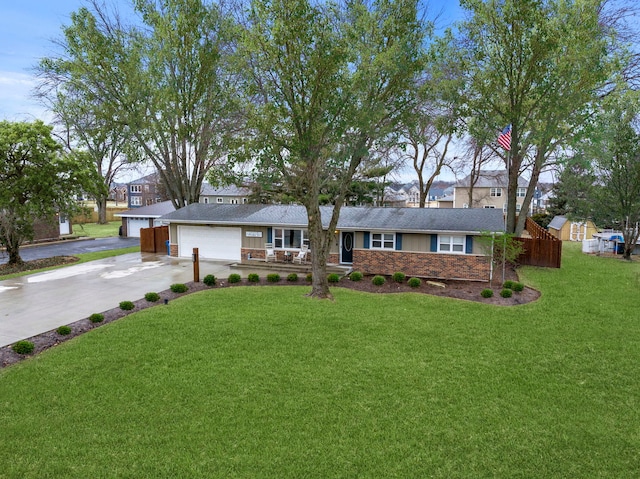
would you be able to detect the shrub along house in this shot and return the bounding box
[159,204,505,282]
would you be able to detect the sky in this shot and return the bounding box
[0,0,463,122]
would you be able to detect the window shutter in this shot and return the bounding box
[267,227,272,243]
[465,235,473,254]
[395,233,402,250]
[430,235,438,252]
[363,232,370,249]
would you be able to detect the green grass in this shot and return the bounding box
[0,243,639,478]
[0,247,140,281]
[73,221,121,238]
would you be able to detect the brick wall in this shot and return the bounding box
[170,244,178,257]
[353,249,490,282]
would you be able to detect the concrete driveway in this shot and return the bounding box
[0,253,236,348]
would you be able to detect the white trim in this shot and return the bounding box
[371,232,395,250]
[438,235,465,254]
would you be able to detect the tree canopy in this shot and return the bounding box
[0,121,97,265]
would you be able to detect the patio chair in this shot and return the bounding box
[293,245,308,264]
[265,243,276,262]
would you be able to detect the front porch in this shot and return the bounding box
[232,258,351,276]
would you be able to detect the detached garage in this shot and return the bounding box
[177,225,242,261]
[116,201,176,238]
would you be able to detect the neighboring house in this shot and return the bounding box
[116,201,176,238]
[127,173,165,208]
[109,184,128,205]
[548,216,598,241]
[591,231,640,255]
[384,181,452,208]
[160,204,505,282]
[453,170,529,212]
[199,184,251,205]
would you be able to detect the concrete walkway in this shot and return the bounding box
[0,253,236,348]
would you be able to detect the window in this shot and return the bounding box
[216,198,224,204]
[243,198,248,204]
[439,235,465,253]
[203,197,209,204]
[131,196,142,206]
[144,184,150,192]
[490,187,502,197]
[130,185,142,193]
[517,187,526,198]
[372,233,394,249]
[274,228,309,249]
[483,205,495,208]
[146,198,154,206]
[231,199,239,204]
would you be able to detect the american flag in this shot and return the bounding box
[497,124,511,150]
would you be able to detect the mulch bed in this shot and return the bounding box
[1,260,539,370]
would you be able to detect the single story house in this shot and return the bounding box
[548,216,598,241]
[116,200,176,238]
[159,204,505,282]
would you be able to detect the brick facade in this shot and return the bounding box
[170,244,179,257]
[353,249,490,282]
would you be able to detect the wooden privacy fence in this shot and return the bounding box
[517,217,562,268]
[140,226,169,254]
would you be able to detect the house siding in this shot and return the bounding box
[353,249,490,282]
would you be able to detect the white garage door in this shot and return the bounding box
[127,218,150,238]
[178,226,242,261]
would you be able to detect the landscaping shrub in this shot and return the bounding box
[350,271,363,282]
[503,280,515,290]
[512,282,525,292]
[287,273,298,282]
[203,274,216,286]
[170,283,188,293]
[228,273,242,283]
[89,313,104,323]
[248,273,260,283]
[267,273,281,283]
[372,275,386,286]
[481,289,494,298]
[12,340,34,355]
[392,272,406,283]
[408,277,421,288]
[327,273,341,283]
[306,273,312,282]
[119,301,135,311]
[145,292,160,302]
[56,325,72,336]
[500,288,513,298]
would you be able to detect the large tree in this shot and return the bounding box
[0,121,97,265]
[457,0,617,234]
[239,0,427,298]
[38,0,239,209]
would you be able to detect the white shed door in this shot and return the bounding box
[178,226,241,261]
[127,218,149,238]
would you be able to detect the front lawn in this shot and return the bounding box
[0,243,638,478]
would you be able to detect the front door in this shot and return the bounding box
[341,231,354,264]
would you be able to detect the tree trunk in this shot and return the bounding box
[306,202,332,299]
[96,195,108,225]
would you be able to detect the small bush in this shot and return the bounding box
[145,292,160,302]
[287,273,298,282]
[248,273,260,283]
[203,274,216,286]
[267,273,281,283]
[228,273,242,284]
[12,340,34,355]
[119,301,135,311]
[392,272,406,283]
[350,271,363,282]
[408,277,421,288]
[170,283,188,293]
[306,273,312,282]
[327,273,341,283]
[481,288,494,298]
[372,275,386,286]
[503,280,515,290]
[512,282,525,292]
[89,313,104,323]
[57,325,72,336]
[500,288,513,298]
